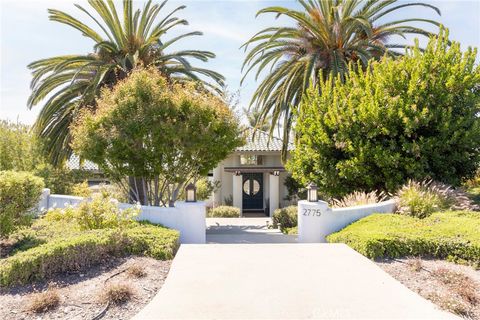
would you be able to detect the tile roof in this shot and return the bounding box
[235,128,294,152]
[67,154,99,171]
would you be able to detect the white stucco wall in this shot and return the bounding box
[37,189,206,244]
[298,200,397,243]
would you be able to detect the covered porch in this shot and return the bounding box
[222,166,285,216]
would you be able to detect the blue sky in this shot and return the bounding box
[1,0,479,125]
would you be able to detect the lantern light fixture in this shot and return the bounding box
[307,182,318,202]
[185,183,197,202]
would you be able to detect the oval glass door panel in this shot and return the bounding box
[243,180,250,194]
[251,179,260,195]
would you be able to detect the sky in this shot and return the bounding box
[1,0,479,125]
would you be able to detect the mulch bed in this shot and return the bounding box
[0,256,171,320]
[377,258,480,319]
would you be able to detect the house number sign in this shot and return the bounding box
[302,208,322,216]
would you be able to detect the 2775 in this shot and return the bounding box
[302,209,322,216]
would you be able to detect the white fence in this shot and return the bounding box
[298,199,396,243]
[37,189,206,244]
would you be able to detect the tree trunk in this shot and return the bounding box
[128,176,148,205]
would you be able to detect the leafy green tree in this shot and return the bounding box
[0,121,89,194]
[71,68,243,206]
[242,0,441,157]
[0,121,42,172]
[287,30,480,197]
[28,0,223,166]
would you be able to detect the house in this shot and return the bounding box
[211,128,293,217]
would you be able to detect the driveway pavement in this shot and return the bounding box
[206,217,297,244]
[134,244,457,319]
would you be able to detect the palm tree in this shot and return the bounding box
[28,0,224,165]
[243,107,272,132]
[242,0,441,158]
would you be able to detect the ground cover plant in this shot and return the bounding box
[0,196,179,287]
[288,30,480,196]
[327,211,480,267]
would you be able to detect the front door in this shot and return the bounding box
[242,173,263,212]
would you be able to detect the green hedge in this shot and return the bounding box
[208,206,240,218]
[0,170,44,237]
[272,206,297,232]
[0,224,179,286]
[327,211,480,266]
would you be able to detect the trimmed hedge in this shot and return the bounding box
[327,211,480,266]
[0,223,179,286]
[208,206,240,218]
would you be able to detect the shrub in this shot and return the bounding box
[196,178,220,201]
[44,193,139,230]
[272,206,298,231]
[71,181,91,197]
[208,206,240,218]
[327,211,480,267]
[28,287,60,313]
[0,223,179,286]
[288,30,480,197]
[0,171,44,237]
[330,191,388,208]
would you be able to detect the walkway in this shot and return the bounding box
[206,217,297,244]
[134,244,456,319]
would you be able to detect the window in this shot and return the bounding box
[240,155,263,165]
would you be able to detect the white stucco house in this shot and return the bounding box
[211,128,293,217]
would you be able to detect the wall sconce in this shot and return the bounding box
[185,183,197,202]
[307,182,318,202]
[234,170,241,176]
[273,170,280,176]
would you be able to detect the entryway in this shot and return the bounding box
[205,218,297,244]
[242,172,266,216]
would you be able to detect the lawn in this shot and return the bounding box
[327,211,480,267]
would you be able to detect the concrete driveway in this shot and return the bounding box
[206,217,297,244]
[134,244,457,319]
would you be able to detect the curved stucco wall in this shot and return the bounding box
[298,199,396,243]
[37,189,206,244]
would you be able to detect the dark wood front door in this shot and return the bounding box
[242,173,263,211]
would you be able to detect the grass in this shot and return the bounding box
[127,263,147,278]
[327,211,480,266]
[406,258,423,272]
[27,287,60,313]
[467,186,480,206]
[101,282,134,305]
[432,268,479,304]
